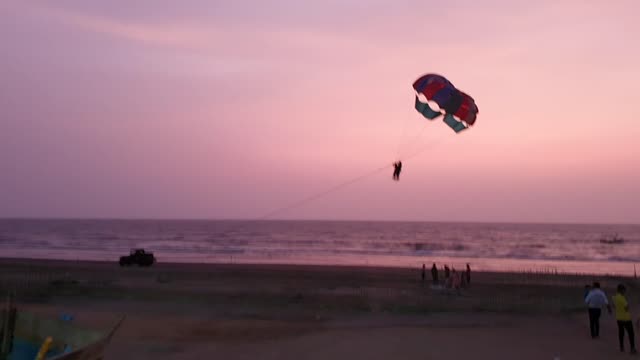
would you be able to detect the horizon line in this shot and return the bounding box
[0,216,638,227]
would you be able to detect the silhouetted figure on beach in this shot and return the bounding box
[452,269,461,290]
[392,161,402,181]
[466,263,471,284]
[613,284,637,354]
[444,265,450,279]
[431,263,439,284]
[421,264,426,283]
[585,282,612,339]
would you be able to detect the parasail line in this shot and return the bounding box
[257,164,391,220]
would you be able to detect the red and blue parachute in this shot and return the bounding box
[412,74,478,133]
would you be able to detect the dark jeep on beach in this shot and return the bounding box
[119,248,156,267]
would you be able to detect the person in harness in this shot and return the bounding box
[392,161,402,181]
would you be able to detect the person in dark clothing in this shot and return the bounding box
[466,263,471,284]
[392,161,402,181]
[431,263,439,284]
[444,265,450,279]
[421,264,426,283]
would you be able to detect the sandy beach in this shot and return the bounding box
[1,258,637,359]
[4,0,640,358]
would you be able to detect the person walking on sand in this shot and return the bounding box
[585,282,612,339]
[466,263,471,284]
[452,269,461,290]
[421,264,426,284]
[613,284,637,353]
[431,263,439,285]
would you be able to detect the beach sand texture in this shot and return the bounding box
[1,259,637,359]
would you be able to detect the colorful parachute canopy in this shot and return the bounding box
[412,73,478,133]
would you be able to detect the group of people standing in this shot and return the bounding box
[422,263,471,289]
[585,282,637,354]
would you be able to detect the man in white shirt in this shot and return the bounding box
[585,282,612,338]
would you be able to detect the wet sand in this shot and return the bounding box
[0,258,637,359]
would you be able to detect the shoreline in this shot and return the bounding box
[1,254,637,277]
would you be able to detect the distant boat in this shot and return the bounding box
[600,233,625,245]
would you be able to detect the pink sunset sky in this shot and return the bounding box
[1,0,639,223]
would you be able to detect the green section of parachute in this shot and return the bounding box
[414,96,468,133]
[414,96,441,120]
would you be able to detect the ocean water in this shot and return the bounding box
[0,219,638,275]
